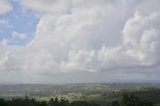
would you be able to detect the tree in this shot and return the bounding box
[111,101,120,106]
[122,94,153,106]
[0,98,8,106]
[48,98,54,106]
[59,97,69,106]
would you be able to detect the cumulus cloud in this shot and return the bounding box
[0,52,11,71]
[0,0,160,83]
[12,31,27,40]
[0,0,12,15]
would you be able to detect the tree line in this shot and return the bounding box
[0,96,99,106]
[0,94,154,106]
[111,94,154,106]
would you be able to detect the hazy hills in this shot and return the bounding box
[0,83,160,97]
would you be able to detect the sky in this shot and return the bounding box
[0,0,160,84]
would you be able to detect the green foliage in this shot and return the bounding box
[0,98,9,106]
[0,97,100,106]
[121,94,153,106]
[0,93,156,106]
[111,101,120,106]
[70,101,99,106]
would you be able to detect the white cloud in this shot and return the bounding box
[12,31,27,40]
[0,0,160,83]
[0,39,9,46]
[0,0,12,15]
[0,52,11,71]
[28,0,156,73]
[121,10,160,65]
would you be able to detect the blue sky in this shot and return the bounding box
[0,0,38,45]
